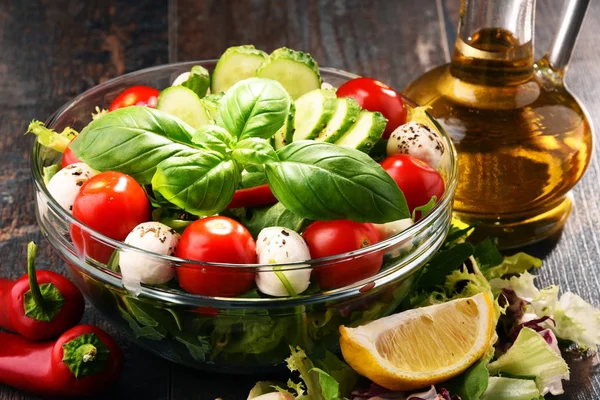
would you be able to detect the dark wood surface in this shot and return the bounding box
[0,0,598,399]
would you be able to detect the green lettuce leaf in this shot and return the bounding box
[482,253,542,280]
[529,290,600,352]
[480,377,542,400]
[487,327,569,394]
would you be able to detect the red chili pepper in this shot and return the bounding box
[0,242,84,340]
[0,324,123,397]
[226,183,278,209]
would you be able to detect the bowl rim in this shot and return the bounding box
[31,60,458,297]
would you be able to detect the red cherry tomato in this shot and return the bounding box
[226,184,277,209]
[70,171,151,263]
[61,139,81,168]
[108,85,159,111]
[175,216,257,297]
[303,220,382,290]
[380,154,445,215]
[336,77,407,138]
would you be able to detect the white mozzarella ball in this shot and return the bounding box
[374,218,415,257]
[373,218,414,240]
[46,163,98,213]
[386,122,445,169]
[250,393,295,400]
[172,71,190,86]
[119,222,180,291]
[321,81,336,90]
[255,227,312,297]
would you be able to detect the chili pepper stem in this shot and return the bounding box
[26,242,47,313]
[80,344,97,362]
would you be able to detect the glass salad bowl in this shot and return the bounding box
[31,61,458,373]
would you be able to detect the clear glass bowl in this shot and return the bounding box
[31,61,458,373]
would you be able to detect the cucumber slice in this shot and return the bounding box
[256,47,322,99]
[211,45,267,93]
[315,97,361,143]
[292,89,336,141]
[172,65,211,98]
[156,86,211,129]
[273,102,296,149]
[334,111,387,153]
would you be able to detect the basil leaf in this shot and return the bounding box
[232,138,278,166]
[240,202,310,238]
[191,124,234,155]
[151,152,240,216]
[264,141,409,223]
[240,165,268,188]
[71,107,198,184]
[217,77,291,140]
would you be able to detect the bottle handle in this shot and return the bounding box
[546,0,591,73]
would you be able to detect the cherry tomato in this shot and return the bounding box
[226,184,277,209]
[175,216,257,297]
[336,77,407,138]
[380,154,445,216]
[70,171,151,263]
[61,139,81,168]
[303,220,382,290]
[108,85,159,111]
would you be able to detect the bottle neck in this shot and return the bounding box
[450,0,536,85]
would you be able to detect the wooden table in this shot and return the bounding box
[1,0,598,399]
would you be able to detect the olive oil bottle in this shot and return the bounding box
[403,0,593,248]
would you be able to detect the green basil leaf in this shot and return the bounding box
[232,138,278,166]
[240,165,268,188]
[191,124,234,155]
[264,141,409,223]
[241,202,310,238]
[151,152,240,216]
[71,107,198,184]
[217,77,291,140]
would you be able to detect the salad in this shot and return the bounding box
[30,44,447,298]
[246,224,600,400]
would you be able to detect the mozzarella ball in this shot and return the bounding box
[373,218,414,240]
[321,81,336,90]
[374,218,414,257]
[250,393,295,400]
[387,122,445,169]
[255,227,312,297]
[119,222,180,290]
[46,163,98,213]
[172,71,190,86]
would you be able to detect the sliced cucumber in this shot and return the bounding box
[256,47,322,99]
[273,102,296,149]
[315,97,361,143]
[292,89,336,141]
[334,111,387,153]
[211,45,268,93]
[172,65,211,98]
[156,86,211,129]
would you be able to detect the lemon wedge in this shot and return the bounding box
[339,292,495,391]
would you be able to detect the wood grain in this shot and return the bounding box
[0,0,170,399]
[0,0,599,399]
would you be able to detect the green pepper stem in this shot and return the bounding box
[26,242,47,313]
[81,345,97,362]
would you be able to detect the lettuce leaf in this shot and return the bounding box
[480,377,541,400]
[529,290,600,352]
[487,327,569,395]
[482,253,542,280]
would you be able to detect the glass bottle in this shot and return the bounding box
[403,0,593,248]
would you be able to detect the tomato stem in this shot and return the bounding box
[26,242,47,313]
